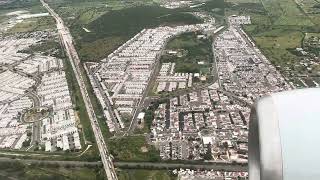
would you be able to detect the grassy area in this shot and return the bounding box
[77,36,126,61]
[297,0,320,27]
[303,32,320,57]
[63,54,104,162]
[261,0,314,26]
[104,0,157,10]
[18,38,64,57]
[0,161,105,180]
[117,169,176,180]
[197,0,226,15]
[0,0,54,34]
[49,0,156,12]
[82,5,202,37]
[47,0,202,62]
[0,0,41,11]
[63,58,95,144]
[227,0,320,76]
[108,136,160,162]
[161,32,213,75]
[71,5,202,62]
[80,63,114,140]
[297,0,320,13]
[7,16,56,33]
[146,32,214,97]
[226,0,260,3]
[49,1,108,25]
[250,28,304,68]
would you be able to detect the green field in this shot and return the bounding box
[77,36,127,62]
[297,0,320,13]
[0,0,41,11]
[198,0,226,15]
[18,38,63,57]
[63,58,95,144]
[8,16,55,33]
[50,1,108,25]
[0,161,105,180]
[71,5,202,62]
[117,169,176,180]
[105,0,157,10]
[226,0,260,3]
[227,0,320,76]
[108,136,160,162]
[261,0,314,26]
[47,0,202,62]
[80,63,114,140]
[63,55,104,161]
[161,32,213,75]
[0,0,55,34]
[253,29,304,67]
[296,0,320,27]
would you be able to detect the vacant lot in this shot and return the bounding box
[0,162,105,180]
[0,0,41,11]
[198,0,226,15]
[253,29,304,67]
[261,0,314,26]
[50,1,108,25]
[108,136,160,162]
[161,32,213,74]
[8,16,55,33]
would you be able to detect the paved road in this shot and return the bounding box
[0,62,41,106]
[2,59,42,146]
[40,0,118,179]
[85,65,121,133]
[25,91,40,107]
[218,89,253,107]
[125,57,161,135]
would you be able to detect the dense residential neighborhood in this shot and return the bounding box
[0,0,319,179]
[0,31,81,151]
[86,23,216,133]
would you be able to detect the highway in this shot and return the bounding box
[85,65,121,133]
[40,0,118,179]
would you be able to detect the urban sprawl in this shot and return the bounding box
[0,8,299,179]
[0,31,81,152]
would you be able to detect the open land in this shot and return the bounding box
[1,0,320,179]
[0,161,105,180]
[228,0,320,88]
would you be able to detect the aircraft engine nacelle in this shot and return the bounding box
[249,88,320,180]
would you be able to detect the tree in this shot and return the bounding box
[22,139,31,147]
[203,143,212,160]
